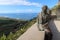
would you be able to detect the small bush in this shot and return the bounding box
[0,34,6,40]
[7,32,13,40]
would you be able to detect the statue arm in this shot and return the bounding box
[37,13,42,24]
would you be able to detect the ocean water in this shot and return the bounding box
[0,13,38,20]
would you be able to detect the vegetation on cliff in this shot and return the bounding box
[0,17,37,40]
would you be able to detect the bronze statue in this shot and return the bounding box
[37,5,48,31]
[37,5,53,40]
[41,5,48,24]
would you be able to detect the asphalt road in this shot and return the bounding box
[17,23,45,40]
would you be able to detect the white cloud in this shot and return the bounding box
[0,10,15,13]
[14,9,34,13]
[0,0,42,7]
[0,9,35,13]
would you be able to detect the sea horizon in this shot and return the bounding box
[0,13,38,20]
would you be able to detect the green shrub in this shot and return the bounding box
[7,32,13,40]
[0,34,6,40]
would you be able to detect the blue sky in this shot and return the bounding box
[0,0,58,13]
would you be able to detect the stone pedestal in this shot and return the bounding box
[48,20,60,40]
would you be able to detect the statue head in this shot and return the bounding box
[42,5,48,11]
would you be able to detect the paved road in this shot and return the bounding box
[17,23,45,40]
[48,20,60,40]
